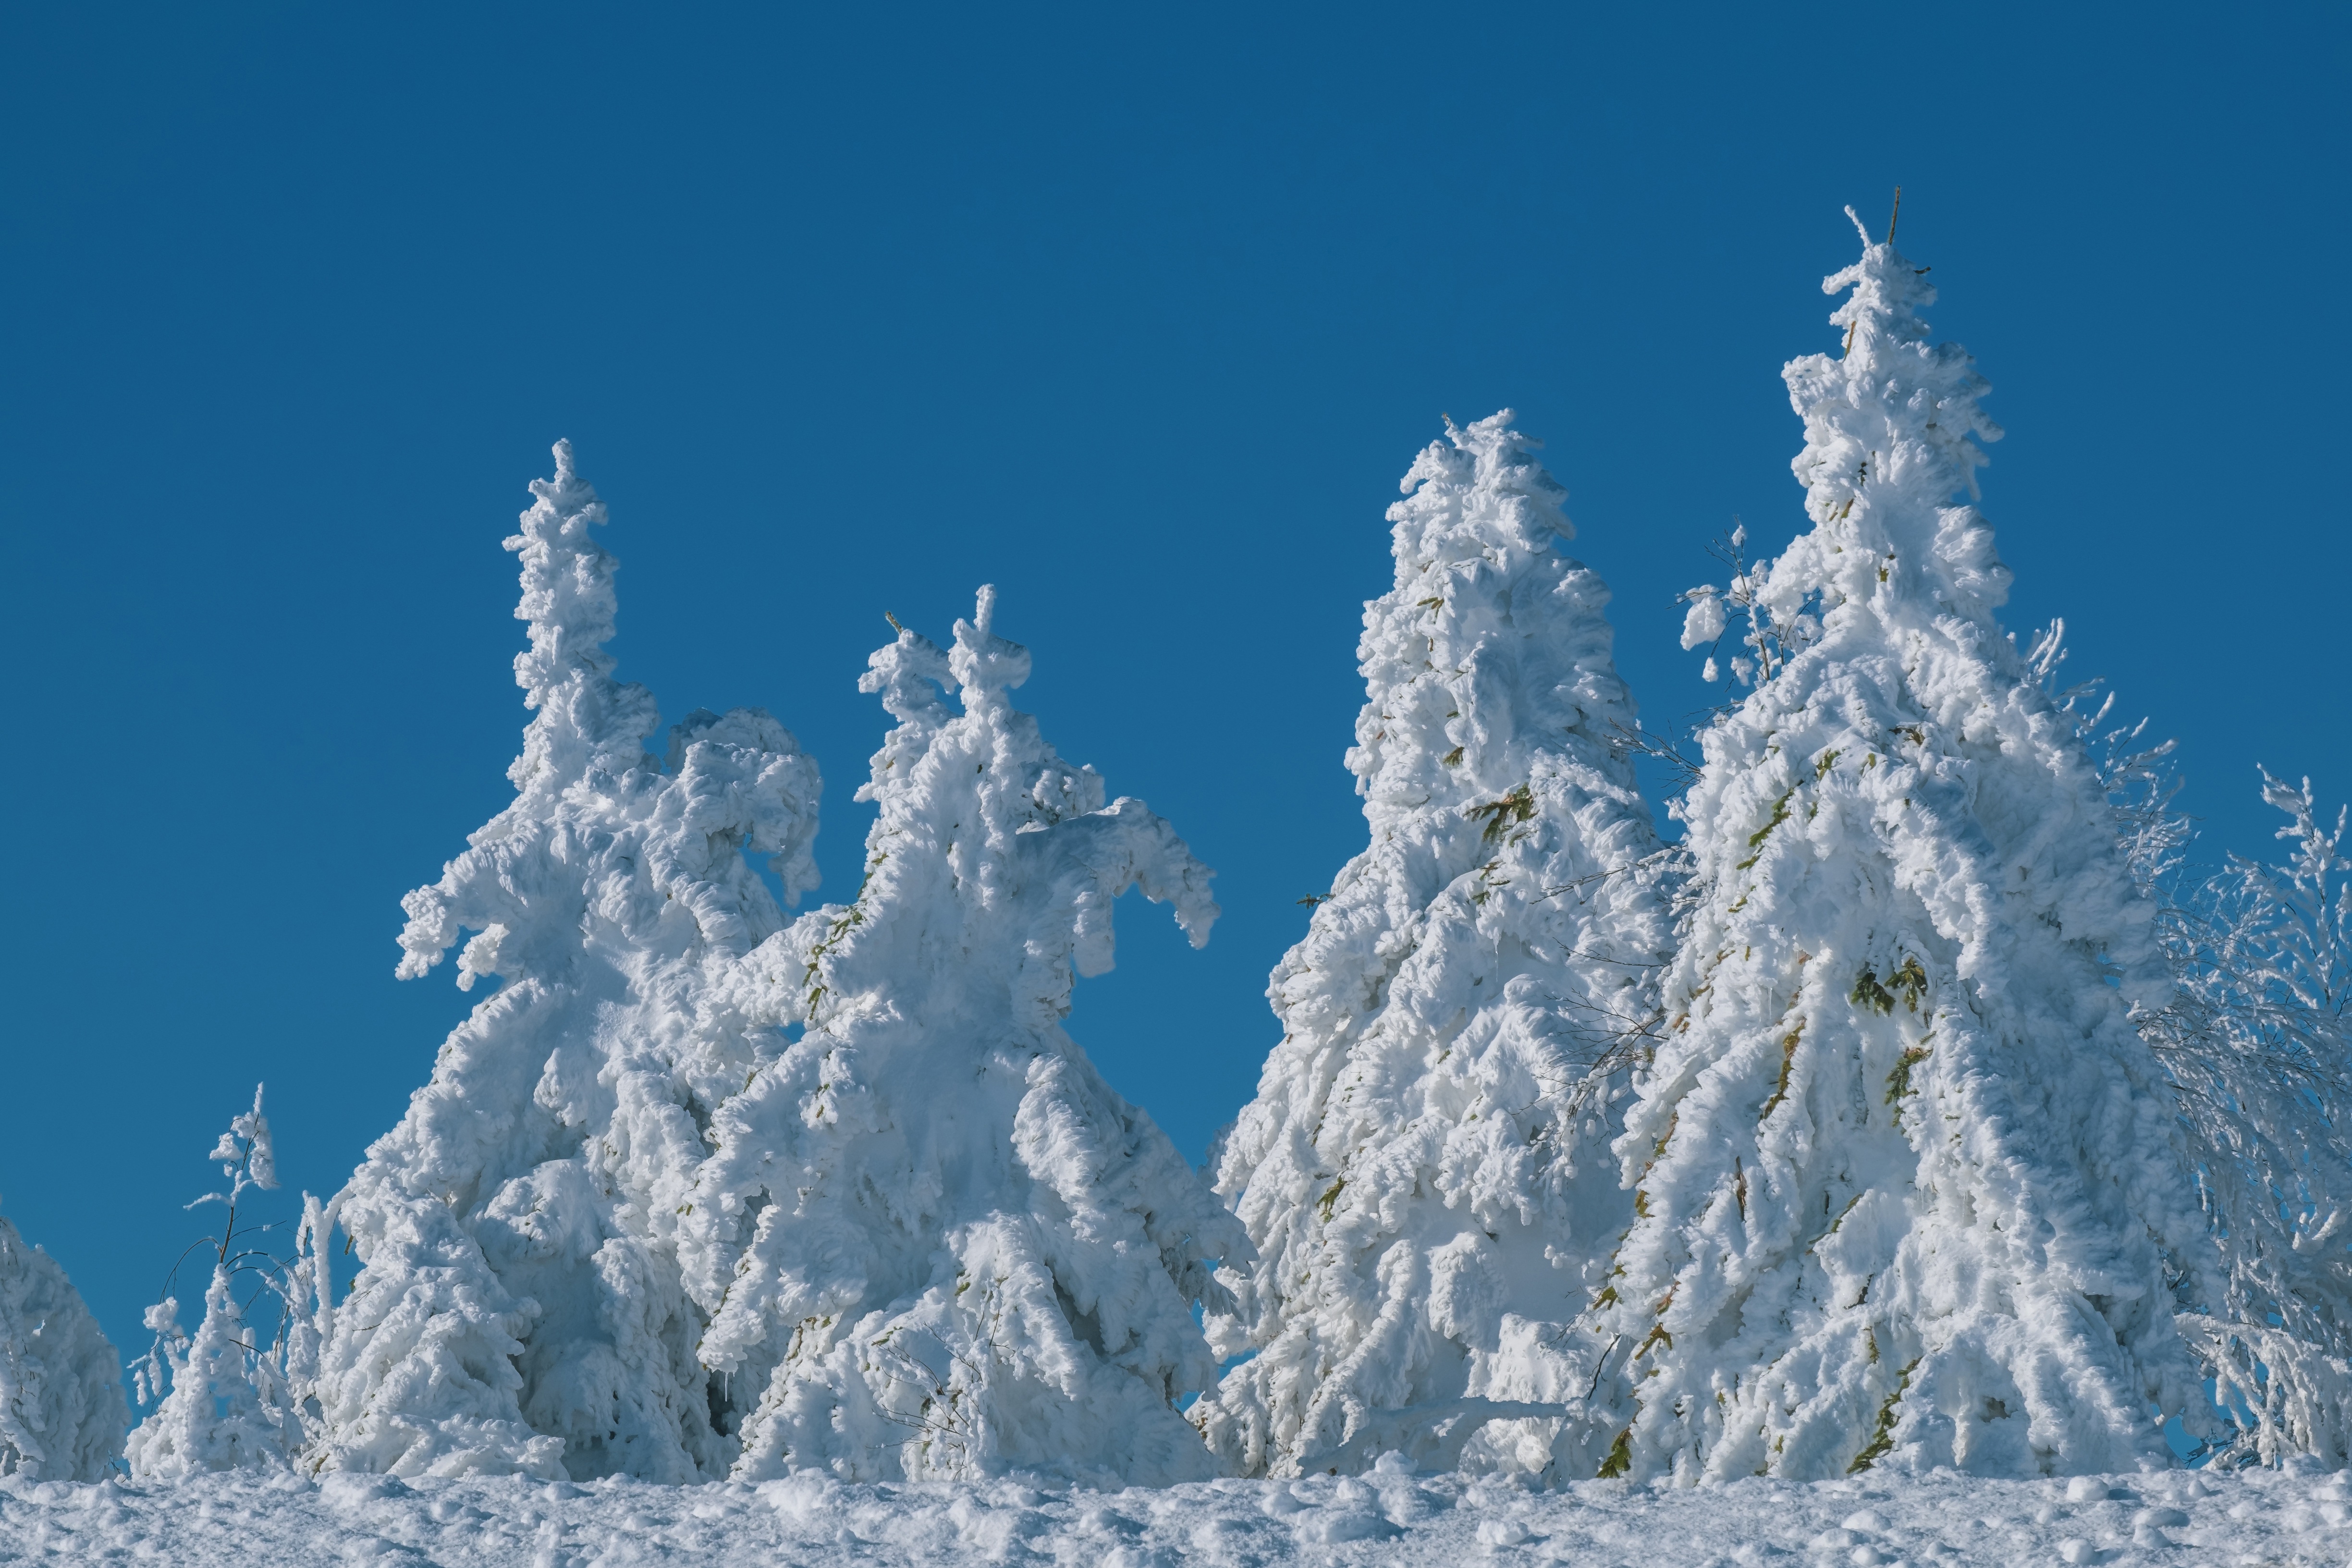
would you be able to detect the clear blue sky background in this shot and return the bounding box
[2,3,2344,1372]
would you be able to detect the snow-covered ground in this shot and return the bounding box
[0,1463,2337,1566]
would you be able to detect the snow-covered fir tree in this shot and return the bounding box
[676,588,1245,1484]
[127,1087,303,1479]
[1589,215,2212,1481]
[1191,412,1673,1480]
[0,1205,125,1481]
[310,442,822,1481]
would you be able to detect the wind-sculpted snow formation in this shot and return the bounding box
[0,1208,125,1481]
[1194,412,1673,1480]
[1590,216,2211,1482]
[675,589,1245,1484]
[313,442,823,1482]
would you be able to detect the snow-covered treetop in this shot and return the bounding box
[840,585,1218,1006]
[393,441,821,993]
[1768,210,2009,624]
[1680,213,2014,694]
[203,1084,277,1200]
[502,439,659,803]
[1238,411,1662,1130]
[1348,411,1638,811]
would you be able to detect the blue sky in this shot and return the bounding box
[2,3,2344,1368]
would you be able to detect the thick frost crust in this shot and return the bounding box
[675,588,1245,1485]
[0,1213,126,1482]
[1591,234,2208,1481]
[314,443,823,1482]
[1195,413,1672,1479]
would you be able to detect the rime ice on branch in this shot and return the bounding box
[1593,217,2209,1481]
[1193,412,1673,1480]
[312,443,822,1481]
[0,1207,126,1482]
[679,588,1244,1485]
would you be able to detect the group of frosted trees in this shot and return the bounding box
[8,216,2346,1488]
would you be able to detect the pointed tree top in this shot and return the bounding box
[1756,217,2010,623]
[1391,409,1573,552]
[1821,221,1946,377]
[949,584,1033,703]
[506,439,620,712]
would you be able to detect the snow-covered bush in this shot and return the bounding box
[0,1205,126,1481]
[1588,217,2213,1481]
[126,1086,305,1478]
[676,588,1245,1484]
[310,442,822,1481]
[2134,770,2352,1466]
[1191,412,1674,1480]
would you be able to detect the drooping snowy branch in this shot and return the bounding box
[1192,412,1675,1480]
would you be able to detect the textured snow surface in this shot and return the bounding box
[3,1464,2344,1565]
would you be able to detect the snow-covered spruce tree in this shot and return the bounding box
[0,1206,126,1481]
[2141,770,2352,1465]
[1191,412,1673,1480]
[127,1086,303,1478]
[1591,215,2213,1481]
[311,442,821,1481]
[676,588,1244,1483]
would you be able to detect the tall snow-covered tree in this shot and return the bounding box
[1191,412,1673,1480]
[676,588,1244,1484]
[0,1206,125,1482]
[1591,215,2211,1482]
[310,442,822,1481]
